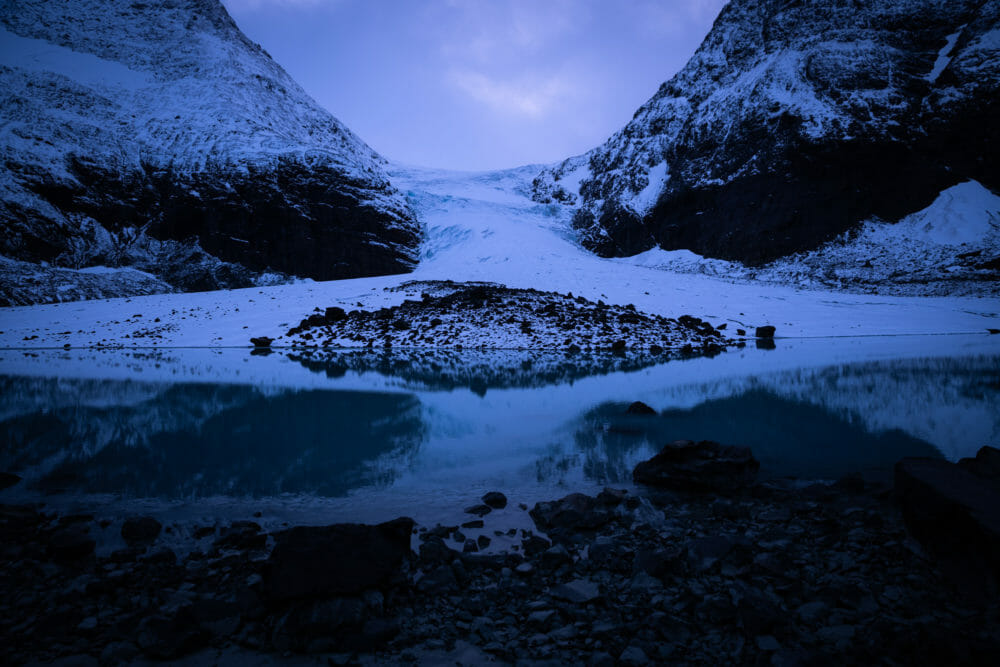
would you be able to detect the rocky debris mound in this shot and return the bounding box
[282,282,733,352]
[632,440,760,493]
[895,446,1000,598]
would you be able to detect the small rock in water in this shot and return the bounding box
[249,336,273,348]
[755,325,776,338]
[464,504,493,517]
[481,491,508,509]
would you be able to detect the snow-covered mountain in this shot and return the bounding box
[0,0,421,305]
[534,0,1000,270]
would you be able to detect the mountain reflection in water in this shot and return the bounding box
[0,343,997,510]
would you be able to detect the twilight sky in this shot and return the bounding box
[221,0,727,171]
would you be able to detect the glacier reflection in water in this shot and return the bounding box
[0,336,998,523]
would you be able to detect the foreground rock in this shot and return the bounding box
[632,439,760,492]
[264,518,414,601]
[895,449,1000,597]
[3,453,1000,664]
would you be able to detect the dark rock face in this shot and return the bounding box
[263,518,414,602]
[895,453,1000,596]
[535,0,1000,264]
[632,440,760,493]
[755,326,776,338]
[0,0,420,304]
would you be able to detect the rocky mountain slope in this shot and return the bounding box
[0,0,421,305]
[534,0,1000,268]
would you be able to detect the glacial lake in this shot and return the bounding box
[1,335,998,535]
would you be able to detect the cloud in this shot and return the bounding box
[450,69,573,117]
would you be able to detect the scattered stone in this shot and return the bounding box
[465,504,493,517]
[550,578,601,604]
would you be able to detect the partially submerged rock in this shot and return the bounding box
[249,336,273,348]
[755,325,776,338]
[632,440,759,492]
[626,401,657,415]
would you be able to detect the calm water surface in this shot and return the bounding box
[1,335,998,531]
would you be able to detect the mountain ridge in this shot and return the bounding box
[0,0,421,305]
[533,0,1000,266]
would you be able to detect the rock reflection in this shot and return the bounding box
[288,346,722,394]
[0,378,426,498]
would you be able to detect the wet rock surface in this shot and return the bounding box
[2,452,999,664]
[632,439,760,493]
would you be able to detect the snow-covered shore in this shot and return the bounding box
[1,166,998,349]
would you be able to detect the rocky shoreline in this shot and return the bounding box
[2,441,998,665]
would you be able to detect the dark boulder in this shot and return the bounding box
[48,527,96,562]
[325,307,347,322]
[263,517,414,602]
[136,609,209,660]
[121,516,162,546]
[250,336,273,348]
[895,457,1000,597]
[529,493,613,540]
[632,440,759,493]
[755,326,776,338]
[0,472,21,490]
[957,446,1000,483]
[626,401,657,415]
[482,491,508,509]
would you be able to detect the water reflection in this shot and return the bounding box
[576,391,941,483]
[288,346,719,394]
[0,343,998,513]
[0,379,425,498]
